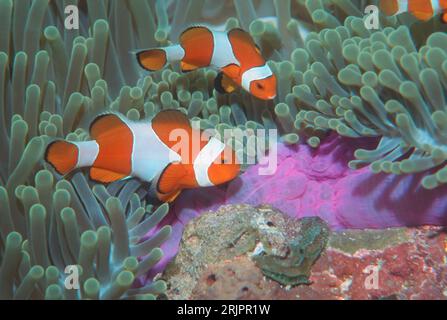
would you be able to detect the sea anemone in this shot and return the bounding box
[0,173,171,299]
[293,26,447,189]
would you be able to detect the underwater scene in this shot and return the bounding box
[0,0,447,301]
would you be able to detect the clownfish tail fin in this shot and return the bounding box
[45,140,79,175]
[136,45,185,72]
[136,49,167,71]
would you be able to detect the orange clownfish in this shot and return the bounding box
[379,0,447,23]
[135,26,277,100]
[45,110,240,203]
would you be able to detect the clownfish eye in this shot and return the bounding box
[256,83,264,90]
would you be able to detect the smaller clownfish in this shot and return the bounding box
[135,26,277,100]
[379,0,447,23]
[45,110,240,203]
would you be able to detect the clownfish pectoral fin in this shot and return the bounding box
[45,140,79,175]
[150,162,187,203]
[214,72,238,94]
[89,113,127,139]
[158,189,182,203]
[180,25,211,42]
[157,162,187,194]
[90,167,128,184]
[136,49,167,71]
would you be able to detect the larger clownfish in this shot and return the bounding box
[135,26,277,100]
[44,110,240,203]
[379,0,447,23]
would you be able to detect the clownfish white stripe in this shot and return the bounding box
[73,141,99,168]
[193,137,226,187]
[210,31,239,68]
[163,45,185,63]
[396,0,409,14]
[126,120,182,181]
[432,0,442,13]
[241,64,273,91]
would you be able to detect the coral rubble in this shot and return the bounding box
[163,204,447,300]
[162,204,330,299]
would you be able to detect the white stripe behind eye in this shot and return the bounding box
[193,137,226,187]
[241,64,273,91]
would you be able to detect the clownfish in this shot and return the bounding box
[379,0,447,23]
[44,110,240,203]
[135,26,277,100]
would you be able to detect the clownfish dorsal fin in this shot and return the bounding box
[179,25,213,72]
[215,72,238,94]
[228,28,256,46]
[90,167,128,183]
[227,28,266,69]
[89,113,127,140]
[151,109,193,150]
[179,25,211,44]
[159,189,182,203]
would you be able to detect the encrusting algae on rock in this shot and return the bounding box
[162,204,329,299]
[251,214,329,286]
[162,204,447,300]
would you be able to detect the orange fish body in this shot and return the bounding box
[136,26,277,100]
[45,110,240,203]
[380,0,447,22]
